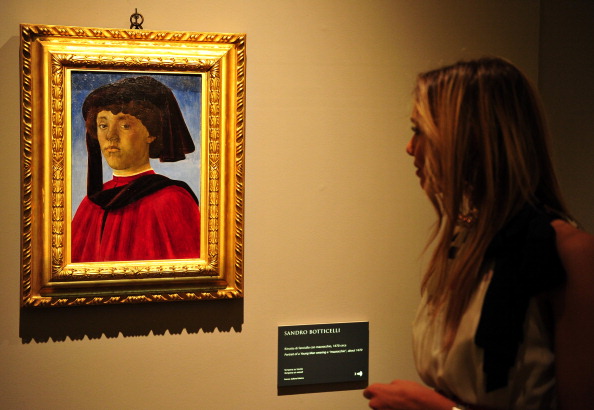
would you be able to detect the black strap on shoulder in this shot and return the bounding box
[475,205,566,392]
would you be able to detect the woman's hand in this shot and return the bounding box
[363,380,455,410]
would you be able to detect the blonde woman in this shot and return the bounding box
[364,57,594,409]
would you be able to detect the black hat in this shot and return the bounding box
[82,76,195,196]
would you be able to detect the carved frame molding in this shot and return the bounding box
[20,24,245,306]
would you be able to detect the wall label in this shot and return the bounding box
[277,322,369,387]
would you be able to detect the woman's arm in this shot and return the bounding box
[363,380,457,410]
[551,220,594,410]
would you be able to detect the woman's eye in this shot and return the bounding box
[121,123,131,130]
[97,123,108,130]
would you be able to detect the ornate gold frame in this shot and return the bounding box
[20,24,245,306]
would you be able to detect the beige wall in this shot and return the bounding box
[1,1,543,409]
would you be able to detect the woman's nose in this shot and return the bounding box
[406,137,414,156]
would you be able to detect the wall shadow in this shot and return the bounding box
[20,298,243,343]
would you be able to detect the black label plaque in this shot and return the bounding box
[278,322,369,387]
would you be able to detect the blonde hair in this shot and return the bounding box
[413,57,568,345]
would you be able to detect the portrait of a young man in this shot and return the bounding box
[70,74,202,262]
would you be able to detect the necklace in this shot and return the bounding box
[457,209,478,227]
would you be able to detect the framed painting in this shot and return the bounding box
[20,24,246,306]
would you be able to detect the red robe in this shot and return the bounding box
[71,171,200,262]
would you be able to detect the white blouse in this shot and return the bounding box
[412,270,557,409]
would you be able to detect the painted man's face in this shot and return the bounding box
[96,110,156,175]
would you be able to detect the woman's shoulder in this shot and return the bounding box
[551,220,594,266]
[550,219,594,292]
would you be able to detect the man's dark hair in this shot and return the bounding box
[82,75,195,196]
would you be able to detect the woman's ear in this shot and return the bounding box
[147,135,157,144]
